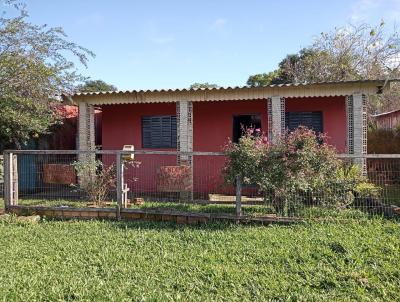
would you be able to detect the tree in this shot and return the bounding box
[246,70,282,87]
[189,82,219,89]
[76,79,117,93]
[0,1,94,149]
[247,22,400,113]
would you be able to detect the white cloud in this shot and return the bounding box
[211,17,227,30]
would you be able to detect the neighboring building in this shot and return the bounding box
[63,80,394,195]
[372,109,400,130]
[38,105,102,150]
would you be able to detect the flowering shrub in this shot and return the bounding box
[224,127,345,215]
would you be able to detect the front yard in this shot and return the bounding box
[0,216,399,301]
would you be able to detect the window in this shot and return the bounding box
[142,116,177,148]
[285,111,323,133]
[232,114,262,143]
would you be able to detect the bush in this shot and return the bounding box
[72,159,116,205]
[368,126,400,154]
[224,126,378,215]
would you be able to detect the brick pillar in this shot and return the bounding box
[176,101,193,201]
[268,96,285,142]
[77,102,96,187]
[78,102,95,151]
[347,94,367,172]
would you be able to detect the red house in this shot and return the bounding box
[63,80,392,197]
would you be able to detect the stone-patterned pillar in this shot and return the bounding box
[77,102,96,188]
[268,96,285,142]
[78,102,95,151]
[176,101,193,200]
[176,101,193,164]
[346,94,367,172]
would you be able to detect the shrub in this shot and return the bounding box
[224,127,343,215]
[368,126,400,154]
[224,127,381,215]
[72,159,116,205]
[333,163,381,205]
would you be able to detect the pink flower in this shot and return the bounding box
[255,128,261,133]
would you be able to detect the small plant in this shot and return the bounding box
[355,182,382,199]
[333,163,382,205]
[72,159,116,205]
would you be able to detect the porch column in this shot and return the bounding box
[176,100,193,201]
[268,96,285,142]
[176,100,193,163]
[346,94,367,171]
[78,102,95,151]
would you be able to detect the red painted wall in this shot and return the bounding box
[193,100,268,194]
[285,96,347,153]
[102,103,177,193]
[101,97,347,195]
[193,100,269,151]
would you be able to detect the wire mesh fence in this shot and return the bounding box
[2,150,400,220]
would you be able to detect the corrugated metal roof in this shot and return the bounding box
[66,79,393,98]
[372,108,400,117]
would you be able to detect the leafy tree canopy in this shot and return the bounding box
[247,22,400,113]
[0,1,94,149]
[76,79,117,93]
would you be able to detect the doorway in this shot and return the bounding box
[232,114,262,143]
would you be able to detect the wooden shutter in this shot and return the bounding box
[142,116,177,148]
[285,111,323,133]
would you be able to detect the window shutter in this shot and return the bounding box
[142,116,177,148]
[285,111,323,133]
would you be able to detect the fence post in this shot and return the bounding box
[116,153,123,220]
[235,175,242,217]
[12,154,18,205]
[3,152,13,208]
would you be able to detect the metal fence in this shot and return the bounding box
[2,150,400,220]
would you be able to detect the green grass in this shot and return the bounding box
[0,218,398,301]
[5,198,394,220]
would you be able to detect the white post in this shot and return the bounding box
[235,176,242,217]
[268,96,285,142]
[3,152,13,208]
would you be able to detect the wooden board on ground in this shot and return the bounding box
[208,194,263,203]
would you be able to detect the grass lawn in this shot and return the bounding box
[0,216,399,301]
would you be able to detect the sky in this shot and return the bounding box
[4,0,400,90]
